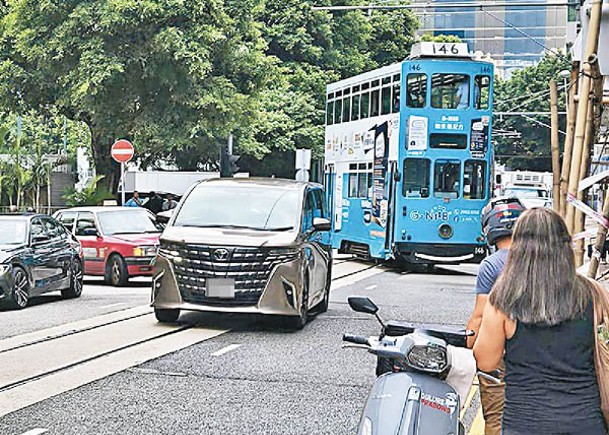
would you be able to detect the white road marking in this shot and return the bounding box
[19,429,48,435]
[211,344,241,357]
[100,303,127,309]
[365,284,378,290]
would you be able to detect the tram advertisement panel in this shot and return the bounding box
[372,122,389,227]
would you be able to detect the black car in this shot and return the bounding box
[0,214,84,310]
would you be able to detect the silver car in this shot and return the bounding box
[151,178,332,329]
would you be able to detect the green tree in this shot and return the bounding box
[0,0,278,189]
[493,54,570,171]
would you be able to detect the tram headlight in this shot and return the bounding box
[438,223,454,239]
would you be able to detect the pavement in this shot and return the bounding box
[0,259,487,435]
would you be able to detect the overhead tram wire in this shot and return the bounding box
[312,1,572,11]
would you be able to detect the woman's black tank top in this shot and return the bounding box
[503,302,605,434]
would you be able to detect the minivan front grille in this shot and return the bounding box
[159,243,299,306]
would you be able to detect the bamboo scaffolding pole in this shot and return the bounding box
[550,79,561,213]
[574,103,595,266]
[565,0,603,233]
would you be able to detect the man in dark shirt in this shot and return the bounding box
[466,197,525,435]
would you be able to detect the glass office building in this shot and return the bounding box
[413,0,568,77]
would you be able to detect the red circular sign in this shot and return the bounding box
[111,140,134,163]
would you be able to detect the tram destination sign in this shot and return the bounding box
[411,42,470,59]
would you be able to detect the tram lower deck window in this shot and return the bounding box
[403,158,430,198]
[464,160,487,199]
[430,133,467,149]
[434,161,460,199]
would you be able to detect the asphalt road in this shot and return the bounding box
[0,262,480,435]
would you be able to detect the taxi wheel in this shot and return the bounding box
[62,259,83,299]
[154,308,180,323]
[5,267,29,310]
[287,274,309,330]
[106,255,129,287]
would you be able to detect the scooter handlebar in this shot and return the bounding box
[342,334,370,346]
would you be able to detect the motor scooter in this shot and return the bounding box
[343,296,487,435]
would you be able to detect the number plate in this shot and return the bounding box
[206,278,235,298]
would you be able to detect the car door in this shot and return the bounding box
[74,212,104,275]
[301,189,329,306]
[40,216,72,290]
[310,188,331,297]
[28,217,54,294]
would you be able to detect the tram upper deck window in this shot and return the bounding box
[371,89,380,117]
[326,98,334,125]
[475,75,490,110]
[381,85,391,115]
[334,93,343,123]
[464,160,486,199]
[342,94,351,122]
[434,160,460,199]
[361,91,370,119]
[352,94,360,121]
[431,74,469,109]
[407,73,427,108]
[403,158,430,198]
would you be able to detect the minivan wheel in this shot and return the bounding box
[154,308,180,323]
[287,275,309,330]
[106,255,128,287]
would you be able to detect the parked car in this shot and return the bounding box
[54,207,163,286]
[0,214,83,309]
[151,178,333,329]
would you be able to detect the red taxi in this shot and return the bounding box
[54,207,163,286]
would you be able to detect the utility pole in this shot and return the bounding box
[550,79,561,213]
[564,0,603,234]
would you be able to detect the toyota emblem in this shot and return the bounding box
[213,248,230,261]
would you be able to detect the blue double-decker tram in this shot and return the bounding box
[324,42,493,265]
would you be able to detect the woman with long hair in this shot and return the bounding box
[474,208,605,434]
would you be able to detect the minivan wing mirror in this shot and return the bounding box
[157,210,174,224]
[313,217,331,232]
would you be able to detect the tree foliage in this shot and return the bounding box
[0,0,419,188]
[493,54,570,171]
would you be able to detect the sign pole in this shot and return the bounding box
[121,162,125,205]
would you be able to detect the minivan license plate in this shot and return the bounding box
[206,278,235,298]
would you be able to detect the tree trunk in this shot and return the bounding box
[89,127,121,194]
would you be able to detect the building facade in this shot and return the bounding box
[413,0,569,78]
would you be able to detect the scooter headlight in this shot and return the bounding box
[406,344,448,373]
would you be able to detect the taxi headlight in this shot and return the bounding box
[133,246,156,257]
[406,344,448,373]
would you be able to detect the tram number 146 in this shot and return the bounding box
[433,44,461,55]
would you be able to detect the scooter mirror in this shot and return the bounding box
[348,296,379,315]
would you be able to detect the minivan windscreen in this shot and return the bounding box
[174,185,300,231]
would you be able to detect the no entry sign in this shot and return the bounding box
[111,140,134,163]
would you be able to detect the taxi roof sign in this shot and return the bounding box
[409,42,471,59]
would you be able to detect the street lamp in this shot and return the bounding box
[559,69,571,120]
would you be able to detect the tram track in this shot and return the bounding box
[0,257,382,416]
